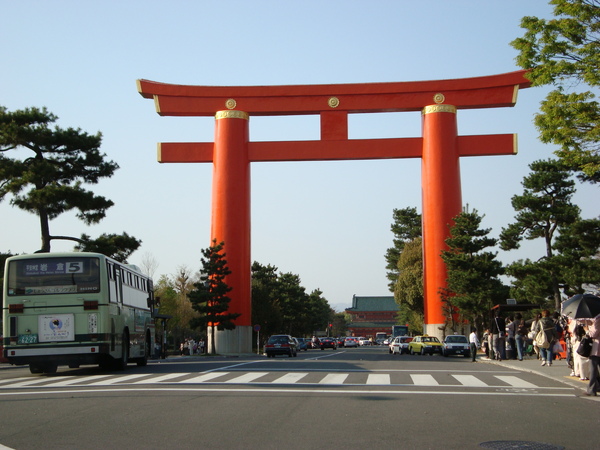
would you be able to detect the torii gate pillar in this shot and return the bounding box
[210,111,252,353]
[137,70,531,352]
[422,104,461,336]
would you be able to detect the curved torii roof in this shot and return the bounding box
[137,70,531,117]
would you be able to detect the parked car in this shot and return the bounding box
[408,335,443,355]
[441,334,470,357]
[344,337,359,348]
[264,335,298,358]
[390,336,413,355]
[319,337,337,350]
[296,338,309,351]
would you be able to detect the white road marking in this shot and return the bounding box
[452,374,489,387]
[319,373,349,384]
[410,374,439,386]
[225,372,269,383]
[271,372,309,384]
[366,374,390,385]
[494,375,538,388]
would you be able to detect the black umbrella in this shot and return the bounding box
[561,294,600,319]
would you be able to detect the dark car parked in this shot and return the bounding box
[319,337,337,350]
[265,335,298,358]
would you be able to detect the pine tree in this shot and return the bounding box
[0,105,139,258]
[188,240,240,354]
[500,159,581,309]
[442,209,507,332]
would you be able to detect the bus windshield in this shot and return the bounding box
[7,256,101,296]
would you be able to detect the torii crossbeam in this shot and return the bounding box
[138,70,531,353]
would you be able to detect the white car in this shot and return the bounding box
[441,335,471,357]
[344,337,358,348]
[358,337,371,346]
[390,336,413,355]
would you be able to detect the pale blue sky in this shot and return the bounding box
[1,1,597,312]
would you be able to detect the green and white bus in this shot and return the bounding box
[2,252,155,374]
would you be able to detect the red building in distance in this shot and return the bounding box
[345,296,399,339]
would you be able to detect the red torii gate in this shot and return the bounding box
[138,70,531,353]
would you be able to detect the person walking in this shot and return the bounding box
[572,322,590,381]
[513,313,527,361]
[530,313,542,360]
[535,310,558,366]
[490,311,506,361]
[469,328,479,362]
[584,315,600,396]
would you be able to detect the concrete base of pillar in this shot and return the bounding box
[208,326,252,354]
[423,323,445,342]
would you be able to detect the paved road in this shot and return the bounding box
[0,347,597,449]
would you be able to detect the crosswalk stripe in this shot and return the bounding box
[319,373,349,384]
[87,373,149,386]
[410,374,439,386]
[180,372,230,383]
[452,374,489,387]
[494,375,538,388]
[48,375,113,387]
[225,372,269,383]
[366,374,390,385]
[5,378,61,388]
[271,372,309,384]
[133,373,191,384]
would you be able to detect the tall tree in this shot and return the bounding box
[442,210,507,332]
[188,240,240,354]
[251,262,284,339]
[0,106,138,255]
[385,207,422,291]
[511,0,600,182]
[393,237,424,333]
[500,159,581,309]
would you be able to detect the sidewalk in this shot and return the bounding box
[478,353,598,399]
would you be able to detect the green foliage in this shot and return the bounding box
[442,210,507,330]
[188,240,240,353]
[0,105,137,254]
[394,237,424,315]
[75,232,141,263]
[385,207,422,291]
[511,0,600,181]
[500,159,583,309]
[251,261,335,340]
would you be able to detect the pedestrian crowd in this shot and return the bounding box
[179,337,205,356]
[479,309,600,397]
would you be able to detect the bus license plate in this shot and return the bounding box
[18,334,38,344]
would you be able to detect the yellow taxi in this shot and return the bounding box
[408,335,443,355]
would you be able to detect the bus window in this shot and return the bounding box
[7,257,101,296]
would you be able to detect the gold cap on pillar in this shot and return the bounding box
[215,110,249,120]
[423,93,456,115]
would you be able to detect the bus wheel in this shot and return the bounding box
[137,336,150,367]
[43,363,58,374]
[116,332,129,371]
[29,364,43,374]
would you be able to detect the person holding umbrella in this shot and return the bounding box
[560,293,600,396]
[583,314,600,396]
